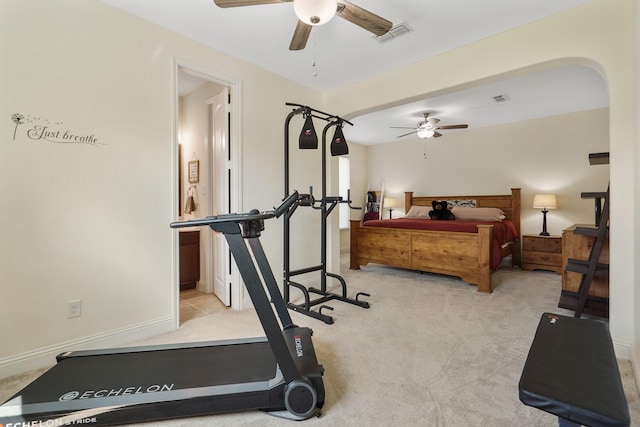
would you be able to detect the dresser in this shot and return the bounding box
[179,230,200,290]
[521,234,562,274]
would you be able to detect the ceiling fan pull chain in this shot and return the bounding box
[312,33,318,77]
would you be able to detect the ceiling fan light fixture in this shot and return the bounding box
[293,0,337,26]
[417,128,435,139]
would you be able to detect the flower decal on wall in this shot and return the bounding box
[11,113,24,140]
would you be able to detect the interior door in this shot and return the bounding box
[210,88,231,306]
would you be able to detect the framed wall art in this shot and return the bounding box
[188,159,199,183]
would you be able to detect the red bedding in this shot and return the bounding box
[362,218,519,269]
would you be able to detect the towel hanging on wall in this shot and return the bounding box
[184,195,195,214]
[184,186,197,214]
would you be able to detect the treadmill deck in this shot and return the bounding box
[0,338,283,425]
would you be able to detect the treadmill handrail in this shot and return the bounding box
[170,191,299,229]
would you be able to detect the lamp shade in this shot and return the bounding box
[533,194,557,210]
[293,0,337,26]
[383,198,397,208]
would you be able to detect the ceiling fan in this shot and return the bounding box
[212,0,392,51]
[392,112,469,139]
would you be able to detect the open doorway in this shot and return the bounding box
[175,62,243,325]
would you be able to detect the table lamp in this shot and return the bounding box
[533,194,557,236]
[384,198,397,219]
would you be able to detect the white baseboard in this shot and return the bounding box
[0,315,175,380]
[633,343,640,395]
[613,339,640,394]
[614,339,632,360]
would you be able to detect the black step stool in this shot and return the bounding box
[519,313,630,427]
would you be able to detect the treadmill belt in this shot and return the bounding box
[11,340,277,405]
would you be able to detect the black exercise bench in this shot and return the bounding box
[519,313,630,427]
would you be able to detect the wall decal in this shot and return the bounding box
[10,113,106,147]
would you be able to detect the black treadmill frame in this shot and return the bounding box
[0,192,325,426]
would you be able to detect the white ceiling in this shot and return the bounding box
[101,0,607,145]
[348,65,607,145]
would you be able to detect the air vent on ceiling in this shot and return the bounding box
[375,22,413,44]
[491,94,511,103]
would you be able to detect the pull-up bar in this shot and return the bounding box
[284,102,352,195]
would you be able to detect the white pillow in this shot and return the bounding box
[451,207,506,221]
[405,205,431,218]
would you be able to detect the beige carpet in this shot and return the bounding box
[2,257,639,426]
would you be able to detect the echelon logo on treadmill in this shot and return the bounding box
[294,335,304,357]
[1,417,98,426]
[58,383,174,401]
[59,391,80,401]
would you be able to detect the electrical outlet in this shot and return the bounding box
[67,300,81,318]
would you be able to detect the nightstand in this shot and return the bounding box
[522,234,562,274]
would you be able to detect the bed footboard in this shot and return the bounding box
[350,220,494,293]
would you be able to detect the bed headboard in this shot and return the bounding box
[404,188,521,234]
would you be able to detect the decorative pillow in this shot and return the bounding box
[451,207,506,221]
[362,211,380,222]
[405,205,431,218]
[447,199,476,209]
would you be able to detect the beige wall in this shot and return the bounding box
[0,0,322,377]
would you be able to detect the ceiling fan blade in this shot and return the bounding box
[436,124,468,130]
[396,131,417,138]
[390,126,417,130]
[336,1,392,36]
[433,131,443,138]
[289,20,312,51]
[213,0,291,7]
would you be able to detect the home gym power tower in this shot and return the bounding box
[282,102,370,324]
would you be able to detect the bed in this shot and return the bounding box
[349,188,521,293]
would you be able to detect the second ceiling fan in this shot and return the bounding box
[213,0,392,50]
[392,112,469,139]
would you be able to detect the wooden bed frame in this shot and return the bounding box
[349,188,521,293]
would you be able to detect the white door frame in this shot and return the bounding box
[172,58,244,328]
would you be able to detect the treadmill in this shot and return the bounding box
[0,191,325,426]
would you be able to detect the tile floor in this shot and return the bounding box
[179,289,227,324]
